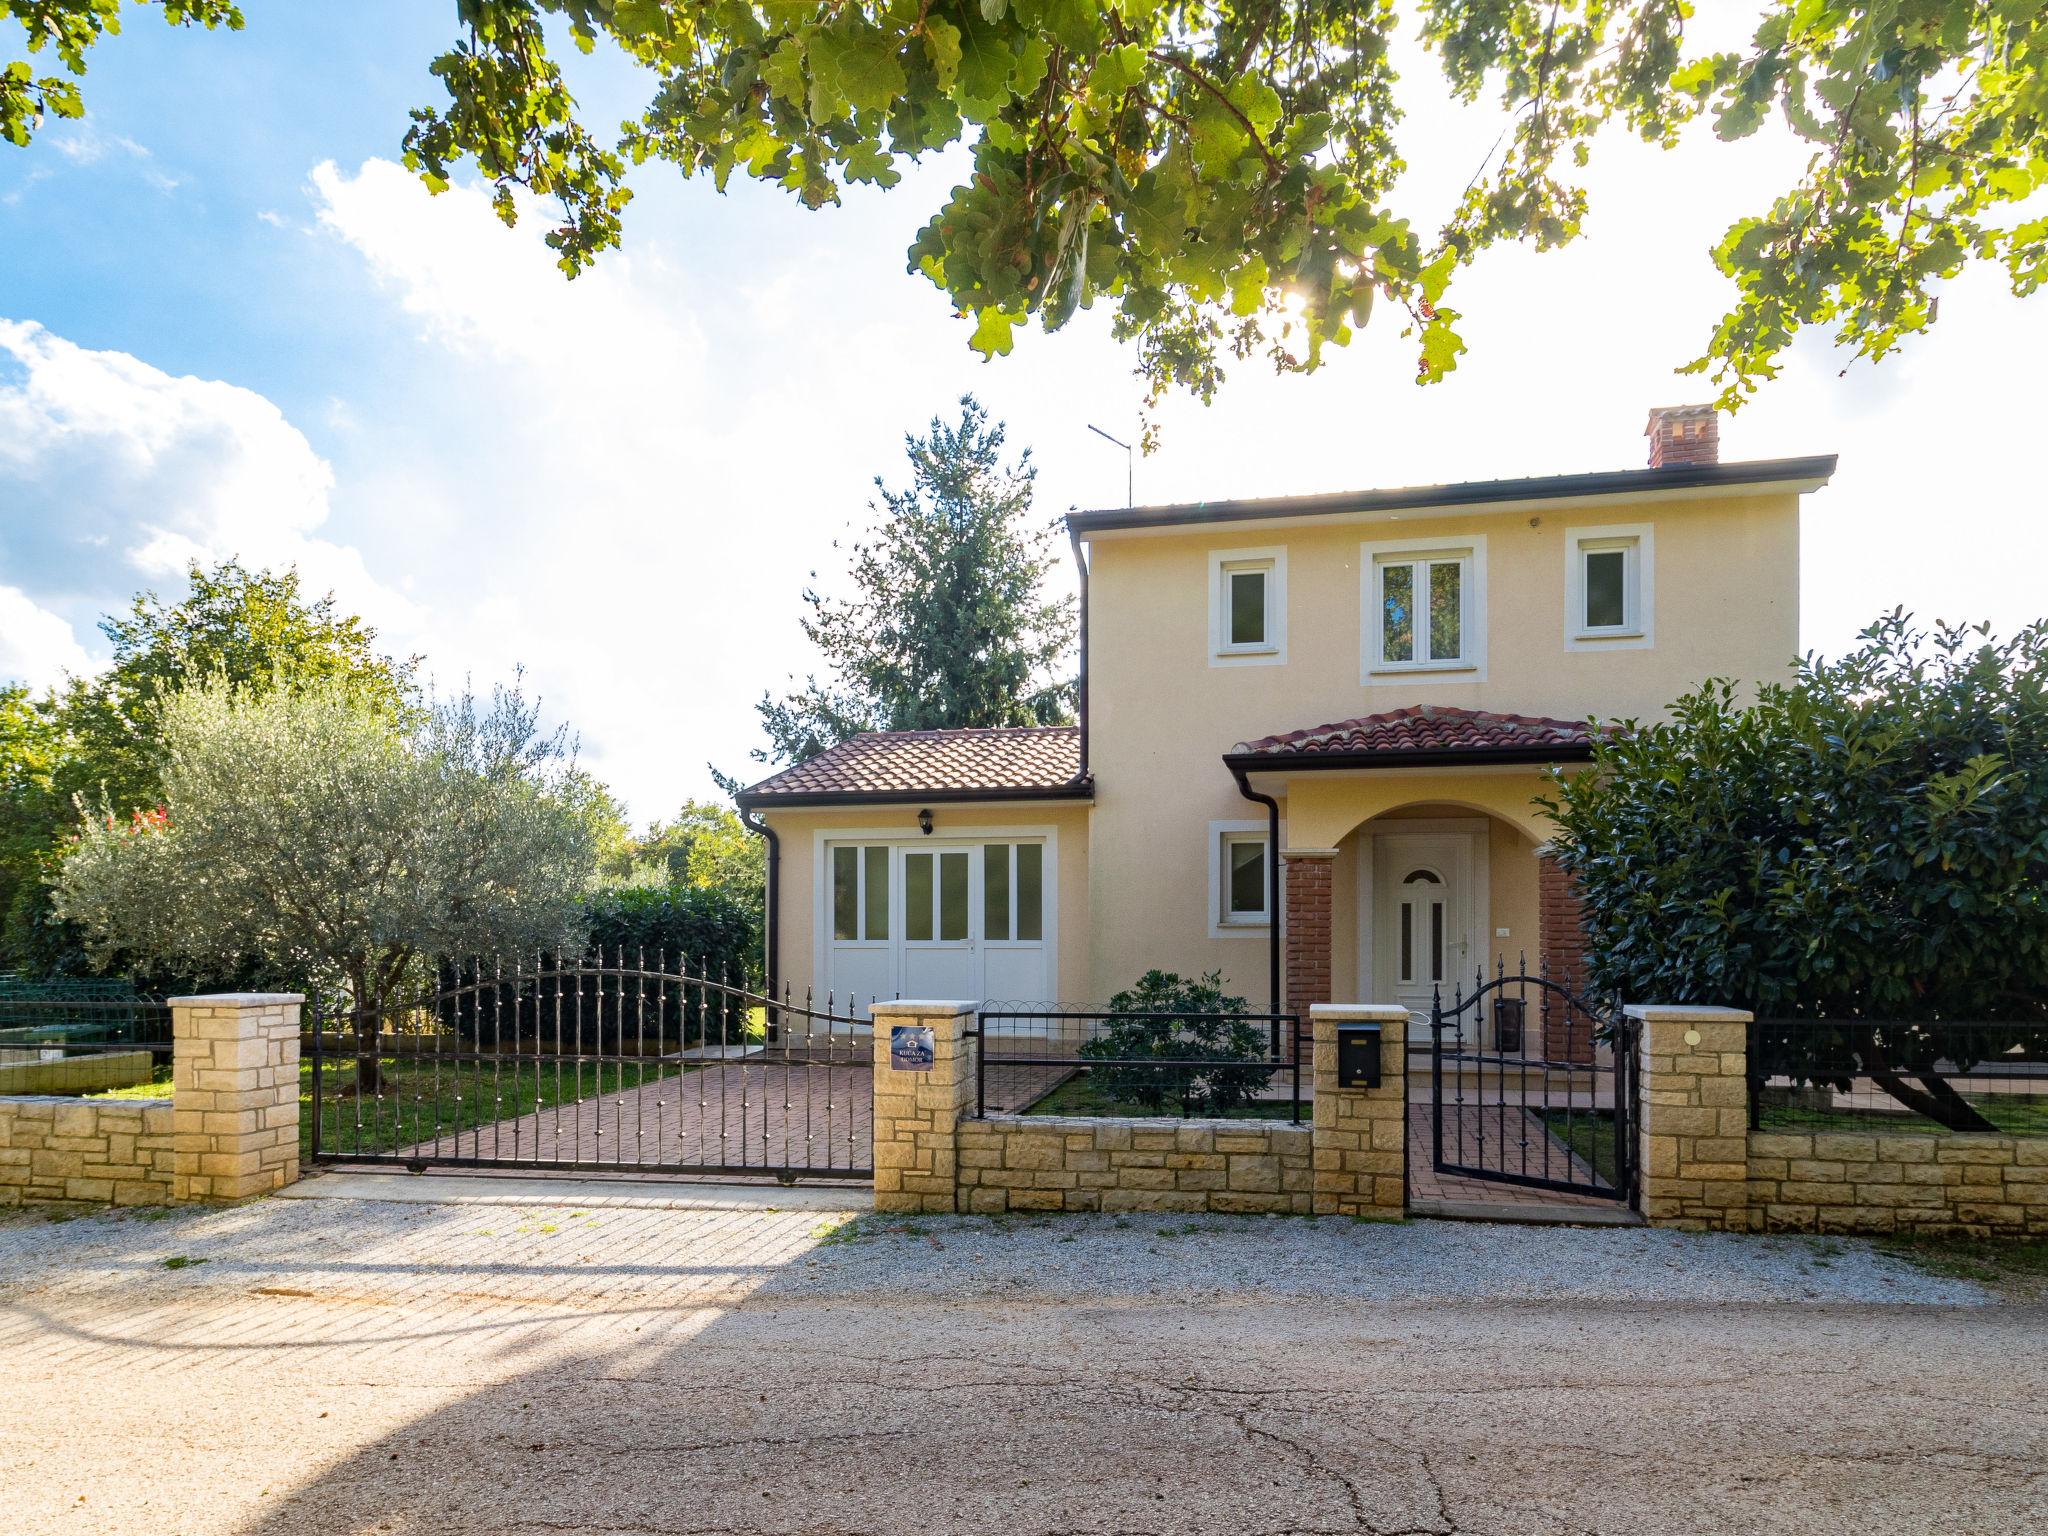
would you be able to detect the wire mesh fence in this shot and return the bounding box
[0,993,174,1097]
[977,1003,1303,1121]
[1749,1019,2048,1136]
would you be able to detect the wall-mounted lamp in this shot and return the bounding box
[917,807,934,836]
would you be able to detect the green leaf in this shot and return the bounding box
[1229,255,1268,317]
[1418,251,1456,305]
[1086,43,1144,101]
[761,38,807,107]
[969,306,1018,355]
[813,25,908,117]
[1225,77,1282,139]
[922,17,963,94]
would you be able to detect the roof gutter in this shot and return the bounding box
[735,781,1096,812]
[1068,524,1090,780]
[1069,454,1838,536]
[736,803,781,1042]
[1228,761,1282,1017]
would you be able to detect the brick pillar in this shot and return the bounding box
[170,993,302,1202]
[1283,853,1334,1017]
[870,1000,977,1215]
[1629,1004,1752,1232]
[1310,1004,1408,1219]
[1537,853,1595,1063]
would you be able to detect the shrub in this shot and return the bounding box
[1079,969,1275,1117]
[441,884,761,1051]
[1544,613,2048,1130]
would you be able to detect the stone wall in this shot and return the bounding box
[957,1115,1313,1214]
[0,1049,155,1095]
[0,1096,176,1206]
[1632,1002,2048,1238]
[1748,1131,2048,1237]
[0,992,302,1208]
[1631,1005,1754,1232]
[1309,1005,1409,1219]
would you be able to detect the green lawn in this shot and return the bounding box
[1878,1233,2048,1300]
[1532,1109,1623,1188]
[303,1054,693,1160]
[1021,1068,1302,1121]
[1759,1093,2048,1138]
[85,1066,174,1100]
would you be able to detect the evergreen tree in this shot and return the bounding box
[757,396,1075,765]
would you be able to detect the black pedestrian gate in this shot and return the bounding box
[1429,970,1638,1204]
[307,952,873,1181]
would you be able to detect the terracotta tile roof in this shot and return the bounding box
[1231,706,1597,761]
[739,726,1088,803]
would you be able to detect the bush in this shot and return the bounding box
[426,885,761,1053]
[1544,613,2048,1131]
[1543,613,2048,1023]
[1079,969,1275,1117]
[581,883,760,986]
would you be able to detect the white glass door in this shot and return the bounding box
[901,847,976,1001]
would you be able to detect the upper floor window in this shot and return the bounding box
[1363,536,1486,679]
[1565,524,1654,650]
[1209,547,1287,666]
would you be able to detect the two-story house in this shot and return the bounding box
[736,407,1836,1039]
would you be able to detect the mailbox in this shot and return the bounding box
[1494,997,1525,1055]
[1335,1023,1382,1089]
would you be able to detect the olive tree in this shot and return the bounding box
[1543,612,2048,1129]
[54,675,603,1085]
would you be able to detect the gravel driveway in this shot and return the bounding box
[1,1176,2041,1536]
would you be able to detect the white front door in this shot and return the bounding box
[1371,833,1474,1024]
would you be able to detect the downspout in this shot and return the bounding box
[1228,762,1282,1015]
[738,803,780,1042]
[1067,523,1089,778]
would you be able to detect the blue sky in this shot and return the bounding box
[4,4,2045,822]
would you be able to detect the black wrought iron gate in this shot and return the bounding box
[307,952,873,1180]
[1429,970,1638,1204]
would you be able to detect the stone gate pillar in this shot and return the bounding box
[170,993,302,1202]
[870,1000,977,1214]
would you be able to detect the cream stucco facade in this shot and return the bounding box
[745,449,1831,1021]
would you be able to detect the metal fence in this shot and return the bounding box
[1749,1018,2048,1136]
[976,1004,1304,1121]
[309,951,874,1179]
[0,994,174,1096]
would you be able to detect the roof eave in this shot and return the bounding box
[1223,745,1596,774]
[1070,455,1839,536]
[736,780,1097,812]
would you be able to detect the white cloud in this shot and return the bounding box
[0,317,419,681]
[0,585,93,689]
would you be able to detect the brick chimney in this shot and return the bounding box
[1645,404,1719,468]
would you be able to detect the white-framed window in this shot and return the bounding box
[981,841,1045,943]
[1208,546,1287,666]
[1564,523,1654,649]
[1209,820,1274,936]
[830,844,891,942]
[1361,535,1486,679]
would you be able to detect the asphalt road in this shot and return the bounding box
[1,1175,2041,1536]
